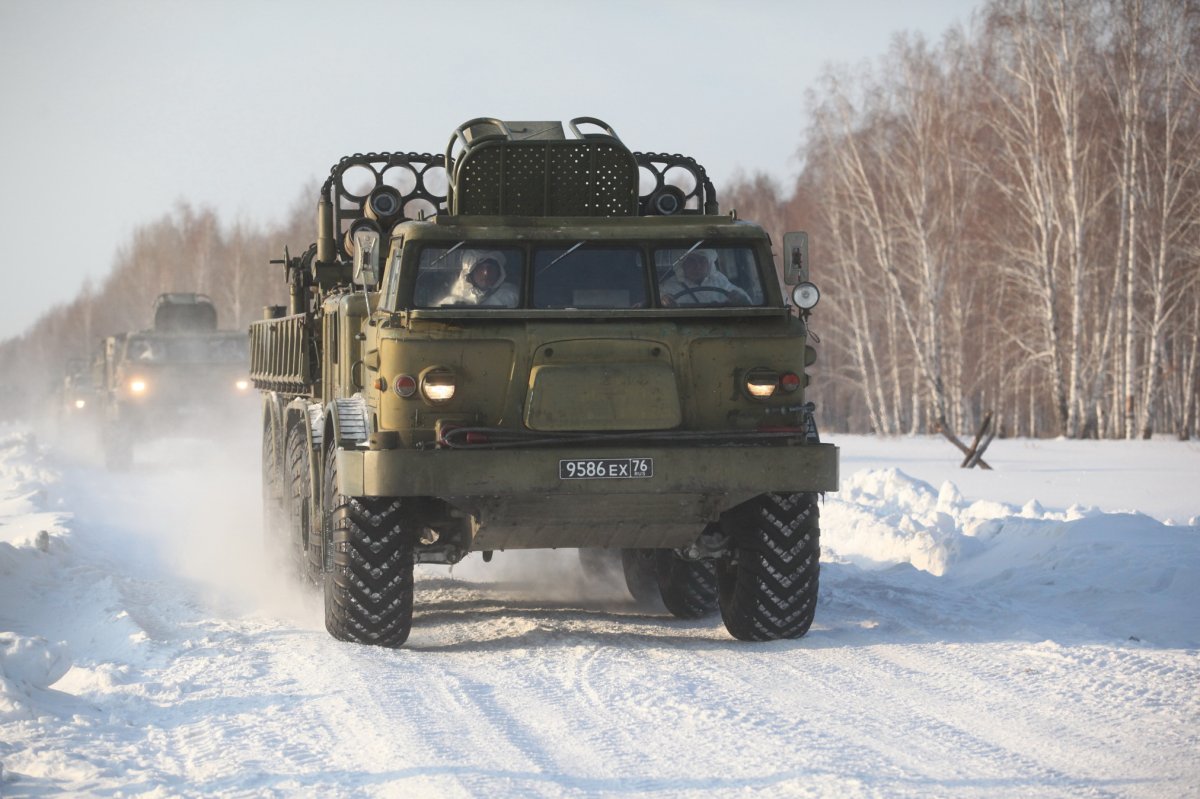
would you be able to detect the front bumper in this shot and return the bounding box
[337,441,837,550]
[337,442,839,499]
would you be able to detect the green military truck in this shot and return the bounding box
[95,293,253,467]
[252,117,838,647]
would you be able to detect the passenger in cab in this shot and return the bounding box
[438,250,519,307]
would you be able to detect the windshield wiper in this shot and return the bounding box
[538,240,587,275]
[427,241,465,269]
[670,240,705,268]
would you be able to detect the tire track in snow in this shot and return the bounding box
[404,585,696,794]
[754,637,1183,798]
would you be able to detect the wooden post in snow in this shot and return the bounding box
[935,413,994,470]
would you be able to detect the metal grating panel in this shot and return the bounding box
[455,140,638,217]
[249,313,313,394]
[505,145,548,216]
[460,149,502,215]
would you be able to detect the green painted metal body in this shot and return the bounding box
[250,119,838,556]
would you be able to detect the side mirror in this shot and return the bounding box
[351,225,381,288]
[782,231,809,285]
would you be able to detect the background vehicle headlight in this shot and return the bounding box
[129,378,147,394]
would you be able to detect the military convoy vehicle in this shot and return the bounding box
[53,358,99,441]
[95,293,252,467]
[252,117,838,647]
[59,358,95,418]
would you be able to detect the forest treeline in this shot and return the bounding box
[2,0,1196,439]
[729,0,1199,439]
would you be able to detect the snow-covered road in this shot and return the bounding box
[2,427,1198,797]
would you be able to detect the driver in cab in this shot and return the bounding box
[659,250,751,306]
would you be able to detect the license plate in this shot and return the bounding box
[559,458,654,480]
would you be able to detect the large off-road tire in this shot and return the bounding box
[621,549,661,605]
[322,443,415,648]
[262,413,288,544]
[717,492,821,641]
[283,421,318,583]
[620,549,718,618]
[654,552,718,619]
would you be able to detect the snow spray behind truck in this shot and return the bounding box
[251,117,838,647]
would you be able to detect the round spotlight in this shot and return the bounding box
[792,282,820,310]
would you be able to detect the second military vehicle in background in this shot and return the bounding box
[93,293,252,467]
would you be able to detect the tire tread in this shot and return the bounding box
[323,448,414,648]
[719,492,820,641]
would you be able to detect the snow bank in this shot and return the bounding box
[0,432,75,721]
[823,466,1200,646]
[0,634,71,720]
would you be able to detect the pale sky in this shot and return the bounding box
[0,0,980,340]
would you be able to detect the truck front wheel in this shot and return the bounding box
[321,444,415,648]
[717,492,820,641]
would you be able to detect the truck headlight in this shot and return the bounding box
[744,368,778,399]
[129,378,148,395]
[235,379,251,391]
[421,367,457,403]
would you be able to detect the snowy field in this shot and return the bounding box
[1,418,1198,798]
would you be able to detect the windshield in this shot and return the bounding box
[531,246,647,309]
[124,334,249,364]
[404,242,768,310]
